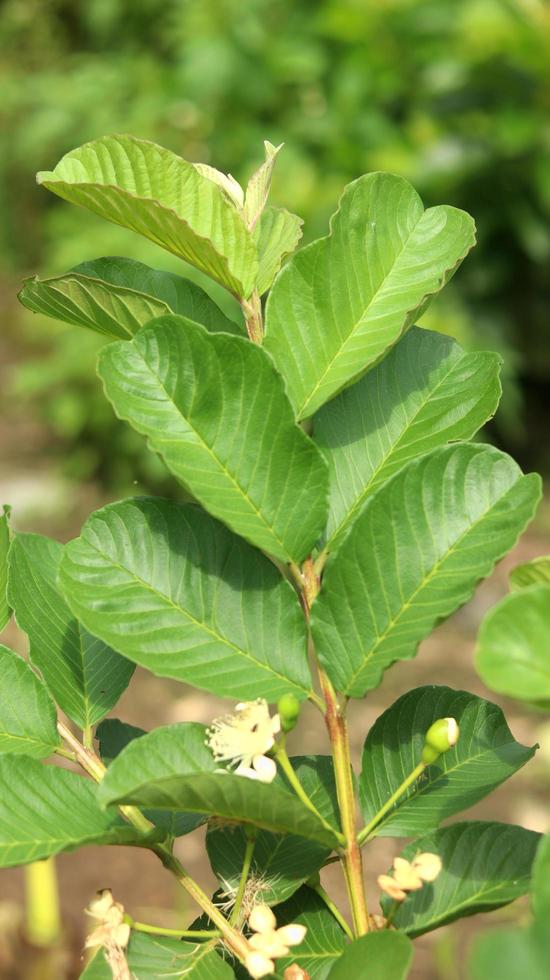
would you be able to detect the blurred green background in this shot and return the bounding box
[1,0,550,494]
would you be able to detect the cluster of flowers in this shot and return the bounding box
[378,852,442,902]
[245,904,307,978]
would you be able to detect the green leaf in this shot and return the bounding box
[328,932,413,980]
[312,444,541,697]
[80,932,235,979]
[99,317,327,563]
[0,505,11,631]
[314,328,502,552]
[532,834,550,920]
[469,924,550,980]
[0,755,147,867]
[274,886,348,979]
[59,497,311,701]
[510,556,550,591]
[37,135,258,297]
[206,756,339,905]
[360,686,535,838]
[98,722,217,837]
[264,172,476,419]
[388,821,541,937]
[0,644,60,758]
[253,206,303,295]
[8,533,135,729]
[244,141,283,228]
[19,256,242,341]
[97,770,341,849]
[475,585,550,704]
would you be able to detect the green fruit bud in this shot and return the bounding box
[421,717,459,764]
[277,693,301,733]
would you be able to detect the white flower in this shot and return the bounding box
[207,700,280,783]
[411,852,442,883]
[378,852,443,904]
[245,903,307,977]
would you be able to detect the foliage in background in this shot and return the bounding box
[2,0,550,488]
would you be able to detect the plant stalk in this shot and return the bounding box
[275,742,345,845]
[309,880,354,941]
[125,918,220,940]
[229,830,257,926]
[357,761,426,846]
[299,559,369,937]
[241,291,263,343]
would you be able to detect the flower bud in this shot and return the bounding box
[277,693,301,733]
[422,717,459,764]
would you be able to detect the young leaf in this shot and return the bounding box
[98,722,217,838]
[244,141,283,228]
[328,932,413,980]
[206,756,339,905]
[98,317,328,563]
[509,556,550,591]
[314,328,502,552]
[97,770,341,849]
[0,505,11,631]
[0,644,60,758]
[475,585,550,704]
[264,172,476,419]
[80,931,235,979]
[8,533,135,729]
[59,498,312,701]
[274,886,348,978]
[360,686,535,838]
[19,256,242,341]
[37,136,258,297]
[0,756,147,867]
[312,444,541,697]
[253,205,303,295]
[387,821,541,936]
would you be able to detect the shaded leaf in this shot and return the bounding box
[19,256,242,340]
[98,316,328,563]
[314,328,501,552]
[98,722,217,838]
[510,557,550,591]
[388,821,540,936]
[359,686,534,838]
[253,206,303,295]
[475,584,550,704]
[0,644,60,758]
[532,834,550,921]
[98,770,341,849]
[97,718,146,763]
[206,756,339,906]
[8,533,134,729]
[328,931,413,980]
[37,135,258,296]
[59,498,311,701]
[80,932,235,979]
[0,756,147,867]
[264,172,476,419]
[312,444,541,697]
[0,505,11,631]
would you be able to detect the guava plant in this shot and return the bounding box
[0,137,544,980]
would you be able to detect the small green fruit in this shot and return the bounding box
[422,717,459,764]
[277,693,301,733]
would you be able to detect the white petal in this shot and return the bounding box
[234,763,260,781]
[277,923,307,946]
[252,755,277,783]
[245,952,275,978]
[249,904,277,933]
[271,714,281,735]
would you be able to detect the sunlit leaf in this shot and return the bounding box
[328,932,413,980]
[312,444,541,697]
[264,172,476,418]
[0,644,60,758]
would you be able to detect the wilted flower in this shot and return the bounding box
[245,903,307,978]
[378,852,442,904]
[206,700,280,783]
[85,889,131,980]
